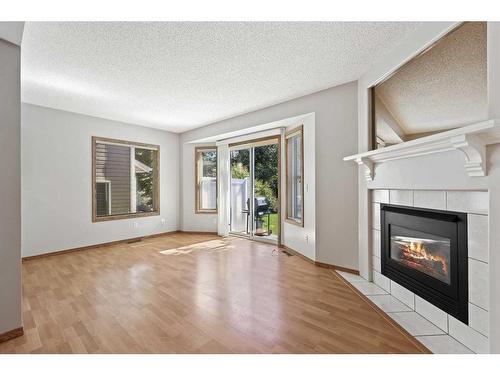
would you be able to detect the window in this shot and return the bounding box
[195,147,217,213]
[92,137,159,222]
[286,126,303,226]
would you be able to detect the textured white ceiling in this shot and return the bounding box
[375,22,487,136]
[22,22,423,133]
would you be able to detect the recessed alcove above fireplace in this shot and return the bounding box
[380,204,468,323]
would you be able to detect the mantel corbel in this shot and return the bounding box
[450,134,486,177]
[355,156,374,181]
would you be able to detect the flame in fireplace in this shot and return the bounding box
[397,240,448,276]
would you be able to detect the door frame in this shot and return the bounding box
[228,135,281,246]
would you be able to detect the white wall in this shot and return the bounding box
[0,39,22,334]
[21,104,180,257]
[180,83,358,269]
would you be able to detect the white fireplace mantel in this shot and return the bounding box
[344,119,500,181]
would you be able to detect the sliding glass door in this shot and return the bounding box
[229,147,251,236]
[229,138,279,244]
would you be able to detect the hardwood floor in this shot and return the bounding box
[0,233,427,353]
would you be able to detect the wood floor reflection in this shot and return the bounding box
[0,233,427,353]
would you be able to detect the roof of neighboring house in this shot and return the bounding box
[134,159,152,174]
[96,159,152,183]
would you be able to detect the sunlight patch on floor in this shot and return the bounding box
[159,239,233,255]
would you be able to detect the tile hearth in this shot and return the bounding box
[337,271,474,354]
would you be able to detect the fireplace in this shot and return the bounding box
[381,204,468,323]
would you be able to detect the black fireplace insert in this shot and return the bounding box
[380,204,468,323]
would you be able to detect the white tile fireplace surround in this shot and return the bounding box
[345,189,489,354]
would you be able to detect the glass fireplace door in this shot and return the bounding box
[390,225,451,285]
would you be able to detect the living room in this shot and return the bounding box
[1,0,499,372]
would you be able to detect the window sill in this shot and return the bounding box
[93,210,160,222]
[195,210,218,214]
[285,218,304,227]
